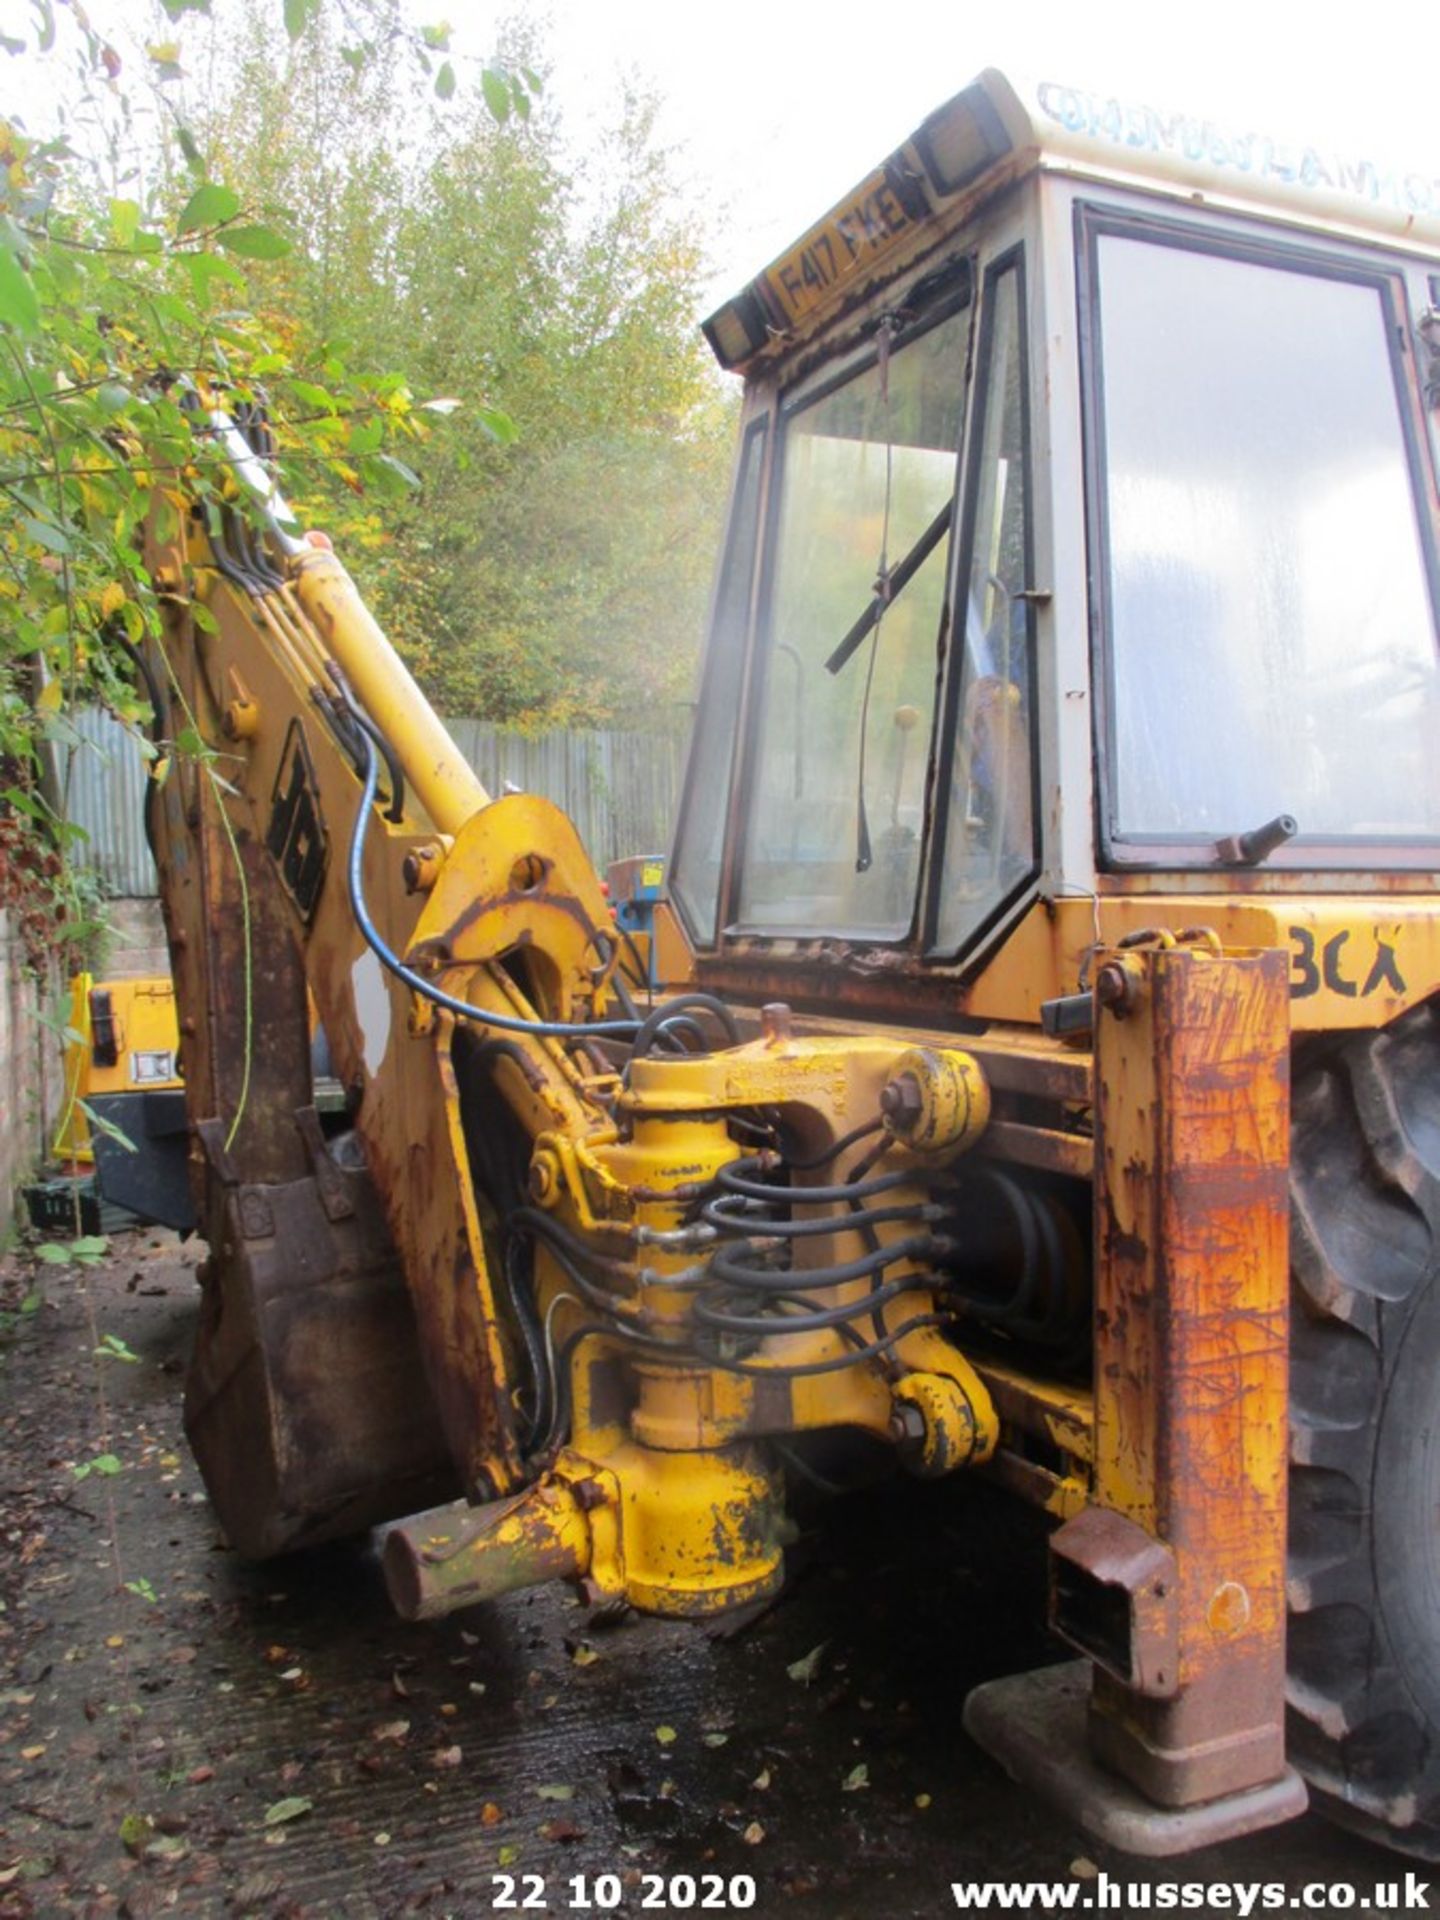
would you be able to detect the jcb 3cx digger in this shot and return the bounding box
[137,71,1440,1858]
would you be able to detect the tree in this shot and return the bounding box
[0,0,532,944]
[198,18,737,729]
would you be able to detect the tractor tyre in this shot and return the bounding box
[1288,996,1440,1855]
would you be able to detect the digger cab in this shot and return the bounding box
[669,72,1440,1028]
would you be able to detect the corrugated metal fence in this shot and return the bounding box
[64,710,686,896]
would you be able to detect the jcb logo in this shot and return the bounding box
[1288,924,1406,1000]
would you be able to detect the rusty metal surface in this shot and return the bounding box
[693,892,1440,1037]
[184,1146,456,1561]
[1087,941,1292,1809]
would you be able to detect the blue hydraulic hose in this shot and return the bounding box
[346,725,646,1040]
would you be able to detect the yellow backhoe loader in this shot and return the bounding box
[136,72,1440,1859]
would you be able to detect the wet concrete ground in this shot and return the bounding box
[0,1237,1420,1917]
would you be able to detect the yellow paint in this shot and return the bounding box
[961,893,1440,1031]
[52,973,181,1163]
[763,166,922,327]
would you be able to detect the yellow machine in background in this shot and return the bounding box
[51,973,181,1164]
[132,71,1440,1864]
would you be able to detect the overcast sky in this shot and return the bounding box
[523,0,1439,315]
[8,0,1437,320]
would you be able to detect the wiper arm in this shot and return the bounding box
[1213,813,1298,865]
[823,499,954,676]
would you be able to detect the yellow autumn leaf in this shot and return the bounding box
[36,679,63,713]
[100,582,126,619]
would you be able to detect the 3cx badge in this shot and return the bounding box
[266,718,329,921]
[1288,923,1407,1000]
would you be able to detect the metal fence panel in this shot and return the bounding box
[65,711,685,897]
[65,709,158,897]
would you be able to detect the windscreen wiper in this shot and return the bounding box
[823,498,954,676]
[1213,813,1298,865]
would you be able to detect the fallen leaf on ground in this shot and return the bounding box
[263,1796,313,1827]
[119,1813,154,1856]
[701,1732,729,1749]
[433,1745,462,1769]
[786,1643,827,1685]
[480,1802,503,1826]
[742,1821,766,1845]
[536,1784,574,1801]
[540,1818,585,1842]
[372,1720,409,1742]
[654,1725,677,1745]
[842,1763,869,1792]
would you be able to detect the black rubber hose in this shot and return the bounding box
[500,1234,551,1451]
[706,1231,944,1292]
[630,992,740,1059]
[692,1273,925,1336]
[701,1195,934,1239]
[717,1158,918,1206]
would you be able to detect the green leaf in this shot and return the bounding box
[0,237,39,336]
[78,1101,137,1151]
[283,0,319,40]
[23,515,71,556]
[125,1575,157,1603]
[379,452,421,490]
[98,382,132,415]
[108,198,140,245]
[119,1813,154,1856]
[176,125,204,171]
[185,251,245,307]
[481,67,510,123]
[96,1333,140,1363]
[158,0,210,16]
[477,404,517,445]
[348,418,383,455]
[218,224,291,261]
[264,1796,313,1826]
[787,1642,827,1686]
[19,1292,41,1315]
[420,21,450,48]
[69,1235,109,1259]
[90,1453,123,1476]
[434,60,456,102]
[177,182,239,233]
[288,379,337,414]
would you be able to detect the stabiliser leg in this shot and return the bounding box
[965,939,1308,1855]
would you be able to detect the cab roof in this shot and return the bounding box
[703,69,1440,374]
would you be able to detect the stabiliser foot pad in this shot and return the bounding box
[963,1661,1309,1858]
